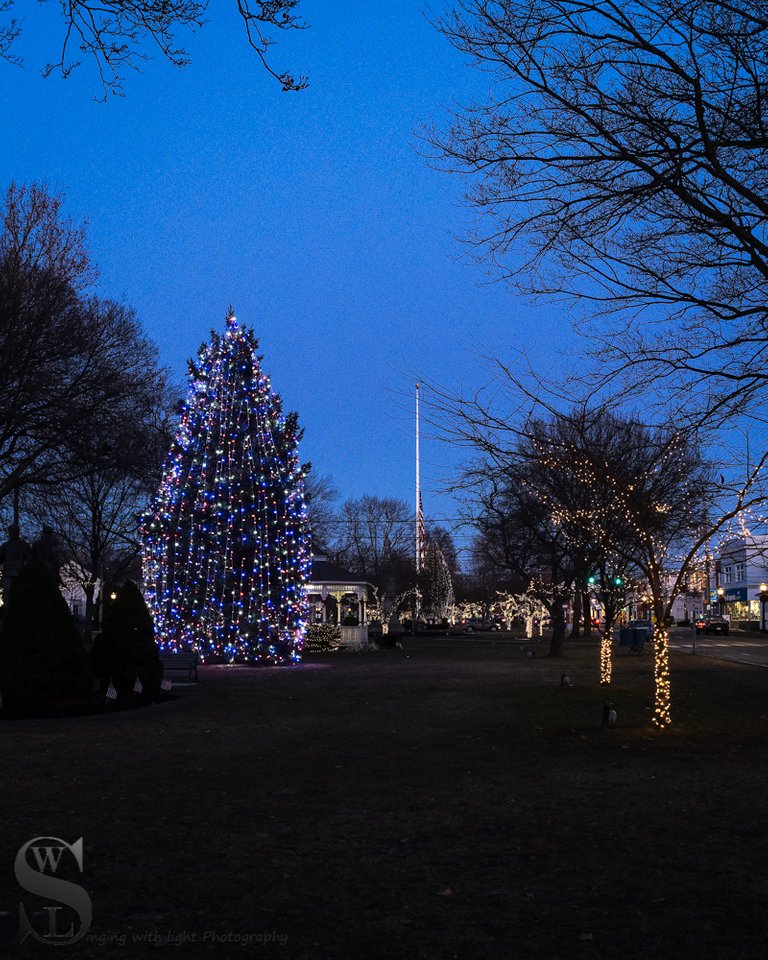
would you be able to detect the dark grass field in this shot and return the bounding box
[2,636,768,959]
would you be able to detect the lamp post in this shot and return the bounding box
[759,583,768,633]
[640,593,650,619]
[717,586,725,617]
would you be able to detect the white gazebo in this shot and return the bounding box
[306,556,371,647]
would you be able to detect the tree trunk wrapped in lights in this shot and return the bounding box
[437,390,733,727]
[652,626,672,728]
[143,312,309,664]
[592,572,627,686]
[600,636,612,686]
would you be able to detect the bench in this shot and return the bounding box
[160,652,199,683]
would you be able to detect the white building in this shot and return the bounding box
[59,561,100,620]
[713,535,768,629]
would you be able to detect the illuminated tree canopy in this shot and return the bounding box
[143,312,309,664]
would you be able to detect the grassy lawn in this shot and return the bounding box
[2,636,767,959]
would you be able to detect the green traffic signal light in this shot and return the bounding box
[613,576,623,586]
[587,575,596,585]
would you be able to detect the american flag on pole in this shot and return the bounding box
[106,680,117,701]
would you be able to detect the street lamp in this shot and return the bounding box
[717,586,725,616]
[640,593,650,618]
[759,583,768,633]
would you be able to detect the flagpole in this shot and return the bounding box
[416,383,421,574]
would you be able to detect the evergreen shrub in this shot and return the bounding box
[304,623,342,653]
[90,581,163,703]
[0,561,93,708]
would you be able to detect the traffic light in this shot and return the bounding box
[587,575,597,586]
[613,575,623,587]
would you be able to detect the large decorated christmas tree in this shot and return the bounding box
[143,312,309,663]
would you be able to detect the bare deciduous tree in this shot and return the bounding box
[431,1,768,423]
[1,1,307,96]
[441,379,768,724]
[0,183,169,519]
[335,495,413,584]
[467,456,580,657]
[0,1,20,65]
[522,408,717,710]
[25,390,174,640]
[302,471,338,555]
[1,181,94,289]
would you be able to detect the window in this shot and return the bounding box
[733,563,745,583]
[723,565,733,584]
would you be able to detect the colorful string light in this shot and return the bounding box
[142,312,309,664]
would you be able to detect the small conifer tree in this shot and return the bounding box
[91,581,162,702]
[0,561,92,706]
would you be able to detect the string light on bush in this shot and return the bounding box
[143,311,309,664]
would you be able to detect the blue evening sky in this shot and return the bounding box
[0,1,572,549]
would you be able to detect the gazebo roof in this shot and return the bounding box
[309,556,370,587]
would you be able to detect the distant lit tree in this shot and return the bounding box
[420,540,454,622]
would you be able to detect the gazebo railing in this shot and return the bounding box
[340,624,369,649]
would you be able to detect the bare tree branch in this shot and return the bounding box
[0,1,307,97]
[429,1,768,423]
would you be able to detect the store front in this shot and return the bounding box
[719,587,760,629]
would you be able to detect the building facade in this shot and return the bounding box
[712,535,768,629]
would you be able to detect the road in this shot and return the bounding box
[418,626,768,669]
[669,625,768,668]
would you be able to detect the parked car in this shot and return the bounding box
[461,618,501,633]
[694,616,730,635]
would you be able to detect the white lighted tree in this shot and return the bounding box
[420,540,455,622]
